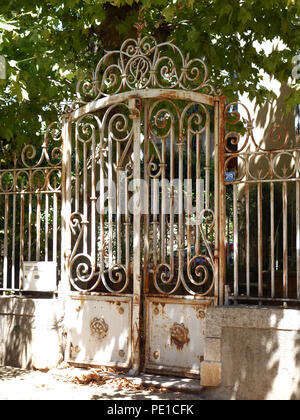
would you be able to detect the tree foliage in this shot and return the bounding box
[0,0,299,158]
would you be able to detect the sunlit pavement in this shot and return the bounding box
[0,366,211,400]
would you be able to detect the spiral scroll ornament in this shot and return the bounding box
[224,102,295,183]
[69,212,98,292]
[21,121,62,168]
[224,102,291,153]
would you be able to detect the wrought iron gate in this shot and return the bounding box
[0,21,298,380]
[62,33,223,376]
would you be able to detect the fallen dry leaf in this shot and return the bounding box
[71,371,166,393]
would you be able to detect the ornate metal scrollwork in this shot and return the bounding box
[0,121,62,195]
[75,33,220,104]
[223,102,299,184]
[224,102,291,154]
[69,212,97,292]
[147,98,216,297]
[21,121,62,168]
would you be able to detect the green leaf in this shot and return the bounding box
[162,5,176,22]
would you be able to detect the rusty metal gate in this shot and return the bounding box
[62,32,224,377]
[0,20,299,380]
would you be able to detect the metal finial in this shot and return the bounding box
[135,7,145,38]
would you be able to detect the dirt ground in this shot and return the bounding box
[0,365,208,401]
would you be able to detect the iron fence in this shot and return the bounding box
[223,103,300,305]
[0,123,62,294]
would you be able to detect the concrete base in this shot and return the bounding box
[0,297,64,370]
[201,306,300,400]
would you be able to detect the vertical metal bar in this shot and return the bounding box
[75,129,80,213]
[218,97,226,304]
[245,184,250,296]
[282,181,288,299]
[45,193,49,261]
[257,182,263,297]
[270,182,275,298]
[28,193,32,261]
[108,128,113,268]
[233,183,239,297]
[178,139,184,284]
[129,98,141,373]
[125,174,130,279]
[213,101,220,303]
[61,115,72,295]
[11,158,17,289]
[19,191,25,291]
[3,194,8,290]
[169,124,175,275]
[143,100,150,294]
[11,193,16,290]
[36,192,41,261]
[53,190,58,264]
[83,141,88,254]
[297,179,300,299]
[205,112,211,210]
[187,130,192,262]
[160,138,166,263]
[91,130,97,265]
[116,141,122,264]
[99,128,105,280]
[152,178,159,267]
[195,132,201,256]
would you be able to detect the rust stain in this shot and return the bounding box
[153,307,159,315]
[105,300,117,305]
[153,351,159,360]
[194,305,207,319]
[69,342,80,359]
[170,322,190,351]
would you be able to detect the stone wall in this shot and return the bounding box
[201,306,300,400]
[0,297,64,370]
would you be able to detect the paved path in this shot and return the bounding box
[0,365,214,401]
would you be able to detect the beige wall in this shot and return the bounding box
[239,39,296,151]
[200,306,300,400]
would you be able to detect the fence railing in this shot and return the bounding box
[0,123,62,294]
[223,103,300,305]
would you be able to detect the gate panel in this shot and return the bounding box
[66,295,132,368]
[142,96,219,377]
[143,98,217,297]
[145,297,212,377]
[68,102,139,294]
[66,100,142,370]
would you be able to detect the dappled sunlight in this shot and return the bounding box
[210,307,300,400]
